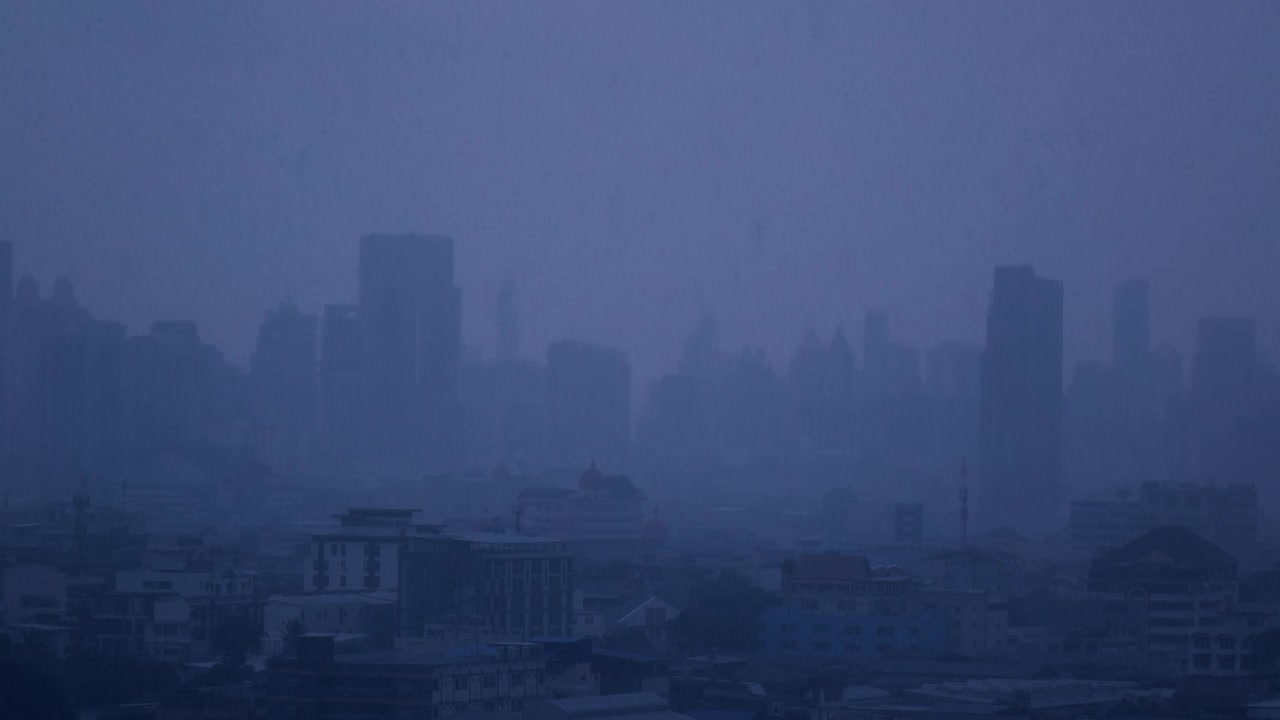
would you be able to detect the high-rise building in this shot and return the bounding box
[319,304,361,475]
[358,234,462,473]
[926,341,981,401]
[497,278,519,363]
[978,265,1064,535]
[1186,317,1259,483]
[0,240,12,319]
[0,241,14,454]
[123,320,240,452]
[250,302,318,473]
[547,340,631,469]
[1112,279,1151,373]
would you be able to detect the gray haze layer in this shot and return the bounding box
[3,1,1279,390]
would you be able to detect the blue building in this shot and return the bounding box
[762,606,946,659]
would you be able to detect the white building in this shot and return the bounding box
[304,508,435,592]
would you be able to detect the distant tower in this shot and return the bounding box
[978,265,1064,535]
[0,240,13,316]
[547,341,631,469]
[1188,317,1258,482]
[358,234,462,473]
[250,302,318,473]
[319,304,361,474]
[497,278,519,363]
[1112,279,1150,372]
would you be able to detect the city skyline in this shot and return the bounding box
[4,2,1280,393]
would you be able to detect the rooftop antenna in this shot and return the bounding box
[959,458,969,549]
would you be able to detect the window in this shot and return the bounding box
[845,625,862,636]
[813,624,829,634]
[781,623,799,634]
[844,643,861,653]
[813,641,830,651]
[877,626,894,637]
[455,677,468,691]
[1218,656,1236,671]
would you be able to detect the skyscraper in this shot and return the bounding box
[358,234,462,473]
[1112,279,1151,373]
[497,278,519,363]
[250,302,318,473]
[978,265,1064,535]
[319,304,361,475]
[1186,317,1259,483]
[0,240,12,318]
[547,340,631,470]
[0,241,12,454]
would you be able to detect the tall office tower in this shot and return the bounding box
[978,265,1064,535]
[1187,318,1259,482]
[0,240,12,319]
[123,321,218,451]
[547,340,631,470]
[318,305,361,475]
[0,241,12,454]
[3,276,53,457]
[1112,279,1151,372]
[41,320,128,475]
[358,234,462,473]
[250,302,318,473]
[497,278,519,363]
[862,311,890,382]
[926,341,981,401]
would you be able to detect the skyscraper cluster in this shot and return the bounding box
[0,235,634,495]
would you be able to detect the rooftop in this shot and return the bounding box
[788,554,872,582]
[268,592,395,607]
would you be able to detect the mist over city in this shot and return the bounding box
[3,2,1280,719]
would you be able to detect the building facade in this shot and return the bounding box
[978,265,1064,535]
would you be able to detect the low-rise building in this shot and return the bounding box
[1070,481,1258,558]
[305,508,438,592]
[763,554,1006,659]
[398,532,575,641]
[263,592,396,654]
[266,637,547,719]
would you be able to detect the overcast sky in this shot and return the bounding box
[3,1,1279,390]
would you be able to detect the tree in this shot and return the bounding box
[668,570,776,655]
[208,614,260,682]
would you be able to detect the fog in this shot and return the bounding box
[4,3,1280,718]
[4,2,1280,389]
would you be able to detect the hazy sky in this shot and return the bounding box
[3,1,1279,390]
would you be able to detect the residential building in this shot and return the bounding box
[763,554,1005,659]
[267,637,547,719]
[305,508,434,593]
[263,592,397,654]
[398,532,575,640]
[1070,481,1258,558]
[1087,526,1247,674]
